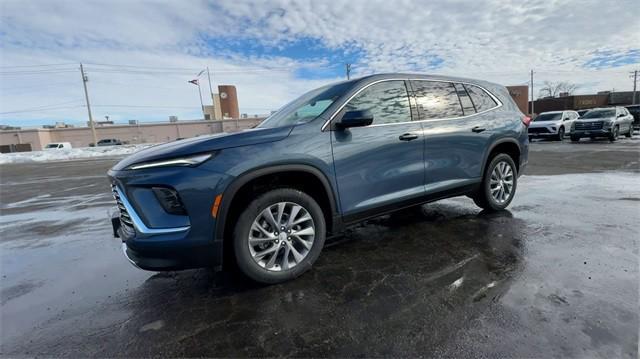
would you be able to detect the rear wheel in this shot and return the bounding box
[625,125,633,138]
[472,154,518,211]
[233,188,326,284]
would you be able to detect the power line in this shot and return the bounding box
[0,100,84,115]
[0,63,77,69]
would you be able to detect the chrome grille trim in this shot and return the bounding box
[110,184,190,235]
[575,122,603,130]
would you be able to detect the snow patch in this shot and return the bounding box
[0,144,155,164]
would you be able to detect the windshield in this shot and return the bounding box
[258,82,352,128]
[582,109,615,119]
[46,144,59,148]
[534,113,562,122]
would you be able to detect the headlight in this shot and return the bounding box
[127,153,214,170]
[602,121,612,129]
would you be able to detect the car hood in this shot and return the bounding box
[575,117,614,122]
[529,120,561,128]
[111,126,293,171]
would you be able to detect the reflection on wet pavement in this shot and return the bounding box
[0,156,638,357]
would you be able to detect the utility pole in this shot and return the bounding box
[631,70,638,105]
[207,66,214,105]
[80,63,98,146]
[345,63,351,80]
[530,69,534,116]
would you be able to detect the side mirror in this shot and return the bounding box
[336,110,374,129]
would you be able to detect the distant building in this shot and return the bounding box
[506,85,529,114]
[529,91,639,115]
[218,85,239,119]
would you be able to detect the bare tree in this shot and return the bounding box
[538,81,578,98]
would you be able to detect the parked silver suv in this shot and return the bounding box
[570,107,634,142]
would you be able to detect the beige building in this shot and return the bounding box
[1,117,264,152]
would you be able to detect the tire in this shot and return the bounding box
[625,125,633,138]
[233,188,326,284]
[609,126,619,142]
[556,127,565,141]
[570,135,580,142]
[472,153,518,211]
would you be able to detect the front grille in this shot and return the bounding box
[528,127,551,134]
[575,121,603,130]
[111,184,134,229]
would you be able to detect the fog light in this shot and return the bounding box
[152,187,187,215]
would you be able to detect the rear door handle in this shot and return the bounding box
[471,126,486,133]
[399,133,419,141]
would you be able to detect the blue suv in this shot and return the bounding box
[108,74,530,283]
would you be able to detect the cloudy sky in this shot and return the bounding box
[1,0,638,126]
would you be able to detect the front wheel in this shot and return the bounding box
[233,188,326,284]
[556,127,565,141]
[609,126,619,142]
[570,135,580,142]
[472,154,518,211]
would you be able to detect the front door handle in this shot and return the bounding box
[471,126,486,133]
[399,133,419,141]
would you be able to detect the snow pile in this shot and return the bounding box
[0,144,156,164]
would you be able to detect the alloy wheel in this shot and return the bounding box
[489,161,514,204]
[248,202,315,271]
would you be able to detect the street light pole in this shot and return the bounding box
[80,63,98,146]
[189,78,206,120]
[207,66,214,105]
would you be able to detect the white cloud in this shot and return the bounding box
[1,0,639,125]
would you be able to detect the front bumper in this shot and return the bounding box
[108,166,230,271]
[571,129,611,138]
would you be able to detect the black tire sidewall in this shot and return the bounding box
[482,154,518,210]
[558,127,564,140]
[233,188,326,284]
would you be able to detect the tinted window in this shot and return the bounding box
[412,81,463,119]
[465,84,498,112]
[534,113,562,122]
[454,83,475,115]
[344,80,411,125]
[582,109,615,118]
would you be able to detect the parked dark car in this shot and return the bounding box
[93,138,123,147]
[108,73,530,283]
[570,107,634,142]
[625,104,640,129]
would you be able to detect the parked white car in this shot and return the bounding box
[44,142,72,150]
[528,110,579,141]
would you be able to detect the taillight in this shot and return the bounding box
[522,115,532,127]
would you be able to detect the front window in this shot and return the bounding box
[344,80,411,125]
[534,113,562,122]
[258,82,352,129]
[46,144,59,148]
[582,109,615,119]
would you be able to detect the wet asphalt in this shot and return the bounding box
[1,137,639,357]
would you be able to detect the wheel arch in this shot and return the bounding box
[482,138,522,177]
[215,164,339,268]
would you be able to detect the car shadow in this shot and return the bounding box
[62,201,528,357]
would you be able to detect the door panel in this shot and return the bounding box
[412,81,496,193]
[331,80,425,216]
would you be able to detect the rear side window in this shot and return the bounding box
[412,81,464,120]
[454,83,475,115]
[465,84,498,113]
[344,80,412,125]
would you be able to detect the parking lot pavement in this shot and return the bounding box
[1,140,638,358]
